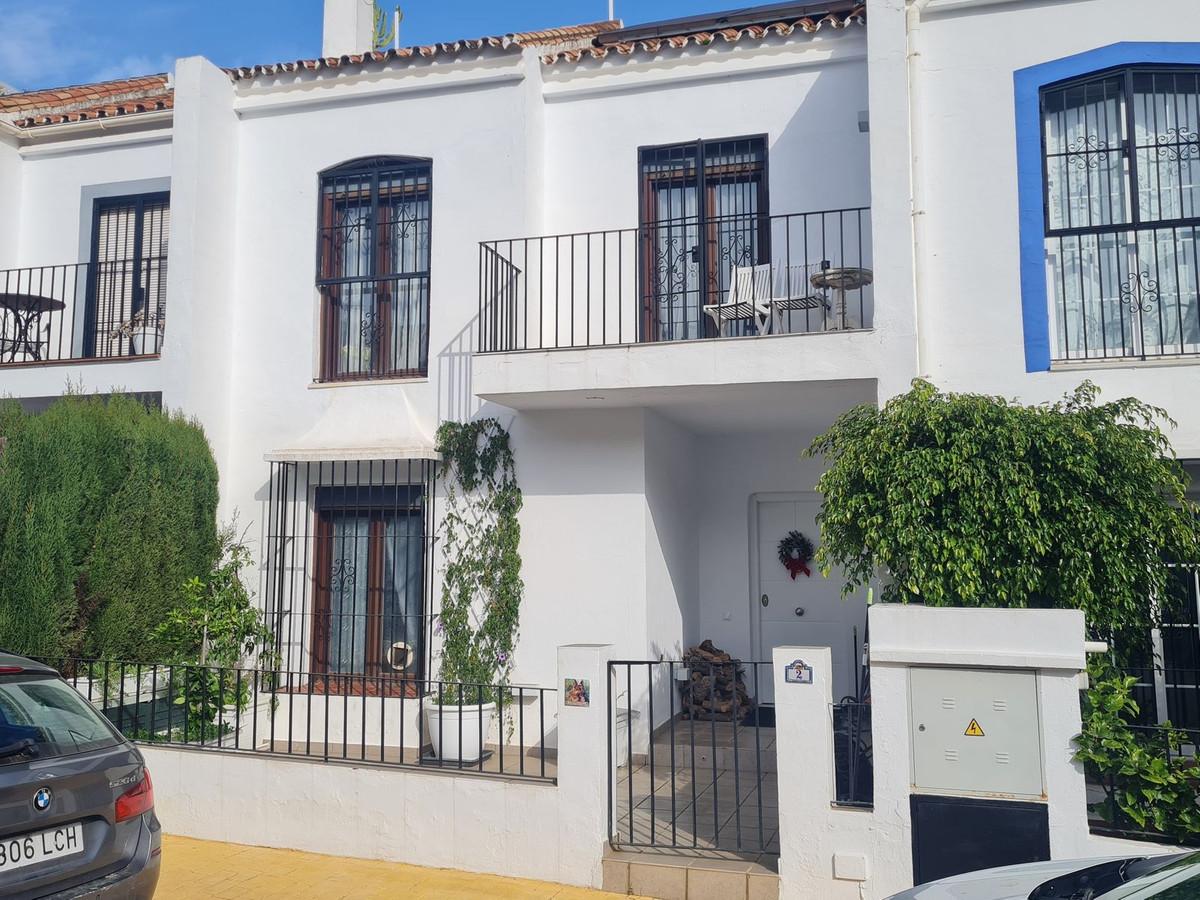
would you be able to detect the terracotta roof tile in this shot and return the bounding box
[0,7,865,128]
[0,74,173,130]
[227,20,621,82]
[542,7,865,65]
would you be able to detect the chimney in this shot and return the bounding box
[323,0,376,58]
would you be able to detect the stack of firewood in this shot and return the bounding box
[680,639,755,722]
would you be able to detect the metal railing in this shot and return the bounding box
[608,659,777,856]
[1125,665,1200,731]
[833,699,873,808]
[1085,721,1199,842]
[316,274,430,382]
[37,659,555,783]
[0,259,167,366]
[480,208,872,353]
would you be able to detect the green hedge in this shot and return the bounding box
[0,394,219,660]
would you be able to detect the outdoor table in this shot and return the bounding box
[0,292,65,362]
[810,266,873,331]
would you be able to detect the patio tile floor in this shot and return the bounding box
[612,717,780,866]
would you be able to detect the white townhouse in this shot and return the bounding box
[1,1,1199,895]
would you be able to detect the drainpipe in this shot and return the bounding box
[906,0,934,378]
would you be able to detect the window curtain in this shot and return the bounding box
[327,513,371,674]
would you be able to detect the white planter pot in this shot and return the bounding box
[130,325,163,355]
[425,701,496,764]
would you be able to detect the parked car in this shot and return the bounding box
[887,852,1199,899]
[0,652,160,899]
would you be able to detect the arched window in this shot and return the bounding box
[316,156,432,381]
[1041,67,1200,360]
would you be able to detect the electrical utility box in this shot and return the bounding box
[908,667,1044,799]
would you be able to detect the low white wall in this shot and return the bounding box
[143,644,613,888]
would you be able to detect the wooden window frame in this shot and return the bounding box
[316,157,432,382]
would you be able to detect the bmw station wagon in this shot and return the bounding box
[0,653,160,899]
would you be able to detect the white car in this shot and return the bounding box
[886,852,1198,899]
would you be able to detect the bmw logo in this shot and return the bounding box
[33,787,52,812]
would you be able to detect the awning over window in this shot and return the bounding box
[263,399,440,463]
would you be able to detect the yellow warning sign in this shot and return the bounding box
[964,719,986,737]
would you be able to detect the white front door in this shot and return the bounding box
[754,496,866,705]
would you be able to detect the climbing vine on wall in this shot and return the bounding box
[434,418,523,704]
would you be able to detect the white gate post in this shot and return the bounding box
[555,643,615,888]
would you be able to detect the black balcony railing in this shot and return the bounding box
[0,259,167,366]
[479,208,872,353]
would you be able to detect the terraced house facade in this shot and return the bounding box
[2,1,1199,897]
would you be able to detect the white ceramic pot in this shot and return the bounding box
[425,701,496,764]
[130,325,163,355]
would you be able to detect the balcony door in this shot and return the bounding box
[639,137,768,341]
[86,192,170,358]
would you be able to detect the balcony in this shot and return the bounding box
[472,209,879,408]
[478,208,871,354]
[0,259,167,367]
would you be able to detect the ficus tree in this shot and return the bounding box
[806,379,1200,653]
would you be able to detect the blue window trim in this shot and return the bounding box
[1014,42,1200,372]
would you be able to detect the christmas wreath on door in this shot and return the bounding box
[777,530,814,579]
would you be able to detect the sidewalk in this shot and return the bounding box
[156,835,647,900]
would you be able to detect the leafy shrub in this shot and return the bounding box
[0,393,218,659]
[807,380,1200,652]
[1075,659,1200,842]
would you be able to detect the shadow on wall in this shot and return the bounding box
[436,312,482,425]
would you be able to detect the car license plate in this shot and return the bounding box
[0,823,84,873]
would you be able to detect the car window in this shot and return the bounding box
[0,674,121,764]
[1102,853,1200,899]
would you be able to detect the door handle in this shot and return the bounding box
[794,607,805,617]
[760,594,769,607]
[689,245,701,264]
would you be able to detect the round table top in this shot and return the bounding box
[810,267,874,290]
[0,292,66,314]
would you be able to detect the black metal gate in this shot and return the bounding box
[607,658,777,857]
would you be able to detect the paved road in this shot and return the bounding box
[157,835,642,899]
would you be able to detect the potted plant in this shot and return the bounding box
[427,419,523,764]
[110,308,164,355]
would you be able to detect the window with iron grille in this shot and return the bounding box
[317,157,432,382]
[263,458,436,696]
[1041,67,1200,361]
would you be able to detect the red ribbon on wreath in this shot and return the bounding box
[777,530,814,580]
[784,556,811,580]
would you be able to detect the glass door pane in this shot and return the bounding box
[325,512,371,675]
[381,514,425,678]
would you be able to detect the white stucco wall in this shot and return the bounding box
[908,0,1200,452]
[541,28,870,236]
[643,411,698,661]
[0,130,21,267]
[510,408,648,687]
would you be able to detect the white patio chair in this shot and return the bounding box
[764,263,829,334]
[702,263,772,336]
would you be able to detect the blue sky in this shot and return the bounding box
[0,0,741,92]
